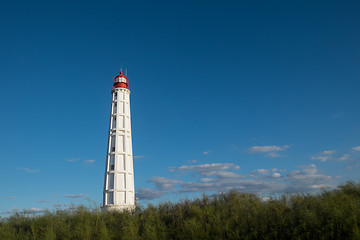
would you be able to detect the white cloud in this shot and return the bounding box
[271,173,282,178]
[36,200,49,203]
[7,196,16,199]
[53,203,72,207]
[352,146,360,151]
[248,145,290,153]
[335,154,350,161]
[176,163,240,173]
[65,158,81,162]
[3,207,47,215]
[311,156,330,162]
[168,163,286,194]
[178,178,286,194]
[64,194,84,198]
[247,145,290,158]
[173,163,241,179]
[2,207,19,215]
[66,158,96,164]
[203,150,212,155]
[322,150,336,155]
[251,169,285,178]
[200,178,213,182]
[149,177,181,191]
[134,155,145,159]
[24,208,46,214]
[137,162,334,201]
[285,164,333,192]
[311,149,352,162]
[252,169,269,175]
[208,171,241,179]
[311,150,337,162]
[267,152,280,158]
[19,167,40,173]
[272,168,286,172]
[136,188,166,200]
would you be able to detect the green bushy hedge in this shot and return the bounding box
[1,181,360,240]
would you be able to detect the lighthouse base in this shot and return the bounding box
[101,204,135,213]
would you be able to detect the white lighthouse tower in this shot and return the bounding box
[101,71,135,212]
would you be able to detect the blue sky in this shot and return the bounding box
[1,0,360,215]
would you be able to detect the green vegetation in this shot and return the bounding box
[1,181,360,240]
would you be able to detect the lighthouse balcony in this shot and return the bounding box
[111,113,127,117]
[110,128,131,133]
[108,151,132,155]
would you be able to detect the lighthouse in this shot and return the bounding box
[101,71,135,212]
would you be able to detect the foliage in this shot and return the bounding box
[1,181,360,239]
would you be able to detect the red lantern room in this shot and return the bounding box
[113,71,129,90]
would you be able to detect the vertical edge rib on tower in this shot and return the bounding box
[101,71,135,212]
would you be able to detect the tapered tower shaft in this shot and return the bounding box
[102,72,135,212]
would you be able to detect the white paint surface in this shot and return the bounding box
[101,88,135,212]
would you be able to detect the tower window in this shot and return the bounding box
[110,136,116,152]
[113,103,117,114]
[112,116,116,128]
[107,192,114,205]
[109,155,115,171]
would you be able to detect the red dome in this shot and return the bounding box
[114,71,128,80]
[113,71,129,90]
